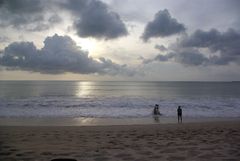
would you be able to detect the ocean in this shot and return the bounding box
[0,81,240,118]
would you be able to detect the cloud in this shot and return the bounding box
[59,0,128,40]
[165,50,208,66]
[0,0,43,27]
[155,44,167,51]
[48,14,62,24]
[0,0,44,13]
[143,49,208,66]
[0,34,135,75]
[180,28,240,65]
[0,0,61,31]
[141,9,185,41]
[0,0,127,38]
[145,28,240,66]
[0,35,9,43]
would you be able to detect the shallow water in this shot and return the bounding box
[0,81,240,118]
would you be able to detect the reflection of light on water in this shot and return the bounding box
[76,82,94,97]
[73,117,95,125]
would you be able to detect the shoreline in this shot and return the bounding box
[0,116,239,126]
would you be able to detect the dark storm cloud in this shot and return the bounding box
[0,34,135,75]
[0,0,61,31]
[0,0,44,28]
[143,49,208,66]
[74,2,128,39]
[163,50,208,66]
[59,0,128,40]
[145,28,240,66]
[141,9,185,41]
[180,28,240,65]
[0,0,128,38]
[0,0,44,13]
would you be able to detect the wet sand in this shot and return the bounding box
[0,116,238,126]
[0,121,240,161]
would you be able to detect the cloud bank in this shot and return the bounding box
[0,34,135,75]
[0,0,61,31]
[146,28,240,66]
[0,0,128,39]
[141,9,185,41]
[180,29,240,65]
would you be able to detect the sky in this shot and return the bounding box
[0,0,240,81]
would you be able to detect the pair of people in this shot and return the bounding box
[153,104,183,123]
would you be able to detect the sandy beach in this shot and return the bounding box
[0,121,240,161]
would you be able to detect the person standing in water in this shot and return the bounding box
[177,106,182,123]
[153,104,160,115]
[153,104,161,123]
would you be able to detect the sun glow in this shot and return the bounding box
[71,35,100,57]
[76,81,94,97]
[78,39,96,51]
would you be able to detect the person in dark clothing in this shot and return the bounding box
[153,104,160,115]
[177,106,182,123]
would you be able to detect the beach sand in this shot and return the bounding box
[0,121,240,161]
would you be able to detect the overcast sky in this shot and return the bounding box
[0,0,240,81]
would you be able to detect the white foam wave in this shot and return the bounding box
[0,96,240,118]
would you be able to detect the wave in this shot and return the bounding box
[0,96,240,118]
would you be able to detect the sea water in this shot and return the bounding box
[0,81,240,118]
